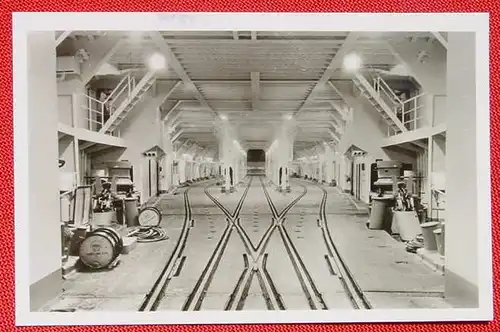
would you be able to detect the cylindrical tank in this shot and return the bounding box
[369,197,392,230]
[78,227,123,270]
[434,228,445,256]
[420,221,440,251]
[124,197,139,227]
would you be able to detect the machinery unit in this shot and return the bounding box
[105,161,135,197]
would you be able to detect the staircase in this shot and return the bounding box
[99,71,156,135]
[353,73,407,135]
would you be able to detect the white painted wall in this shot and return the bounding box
[27,32,61,285]
[388,34,447,95]
[57,79,86,128]
[117,90,162,202]
[337,97,388,159]
[57,95,73,126]
[433,94,448,126]
[445,32,478,288]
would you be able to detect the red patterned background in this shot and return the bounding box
[0,2,497,331]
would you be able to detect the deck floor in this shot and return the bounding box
[41,176,451,312]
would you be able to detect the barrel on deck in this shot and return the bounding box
[78,227,123,270]
[138,206,162,227]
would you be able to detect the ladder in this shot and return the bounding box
[352,73,407,135]
[99,71,156,135]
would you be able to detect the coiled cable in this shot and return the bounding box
[127,226,168,243]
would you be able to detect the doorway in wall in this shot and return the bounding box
[355,163,362,200]
[279,167,283,186]
[146,157,158,198]
[229,166,234,186]
[247,149,265,176]
[350,160,354,195]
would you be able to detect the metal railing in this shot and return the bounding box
[430,187,446,222]
[399,92,427,132]
[81,74,136,136]
[362,70,428,136]
[60,189,75,224]
[372,75,402,109]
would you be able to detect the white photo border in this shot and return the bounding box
[12,12,492,326]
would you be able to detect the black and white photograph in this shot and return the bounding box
[13,12,491,326]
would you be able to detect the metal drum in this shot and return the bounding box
[138,207,162,227]
[78,227,123,270]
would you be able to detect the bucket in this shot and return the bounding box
[92,211,115,226]
[369,197,392,230]
[420,221,440,251]
[78,227,123,270]
[393,211,421,241]
[434,228,445,256]
[124,197,139,227]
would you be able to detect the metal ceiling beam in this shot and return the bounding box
[149,32,217,118]
[431,32,448,50]
[159,81,182,120]
[327,81,355,110]
[329,129,341,142]
[163,39,345,46]
[81,36,125,86]
[156,79,319,84]
[251,72,260,111]
[56,31,72,46]
[294,32,360,116]
[329,101,349,121]
[163,100,183,123]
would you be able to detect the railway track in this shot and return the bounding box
[261,178,328,310]
[139,183,195,311]
[205,176,308,311]
[303,179,372,310]
[181,177,254,311]
[139,176,370,312]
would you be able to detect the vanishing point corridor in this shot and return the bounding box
[45,176,448,312]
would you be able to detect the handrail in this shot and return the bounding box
[60,189,74,198]
[375,76,402,105]
[432,187,446,197]
[103,74,129,104]
[80,73,135,133]
[363,71,429,136]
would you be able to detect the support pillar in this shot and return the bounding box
[27,32,62,311]
[444,32,479,308]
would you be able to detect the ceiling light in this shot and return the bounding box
[147,52,166,71]
[343,52,362,72]
[284,114,293,120]
[220,114,228,121]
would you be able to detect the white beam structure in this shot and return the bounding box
[294,32,360,116]
[251,72,260,112]
[55,31,72,47]
[149,32,218,118]
[431,31,448,50]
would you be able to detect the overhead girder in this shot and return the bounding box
[294,32,360,116]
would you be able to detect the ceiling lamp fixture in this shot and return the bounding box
[147,52,166,71]
[220,114,228,121]
[343,52,363,72]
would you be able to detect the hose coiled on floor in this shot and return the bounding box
[127,226,169,243]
